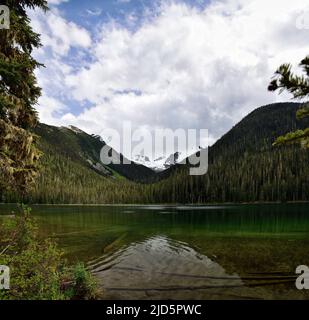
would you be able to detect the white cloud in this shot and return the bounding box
[30,8,91,57]
[33,0,309,157]
[48,0,69,5]
[36,95,67,126]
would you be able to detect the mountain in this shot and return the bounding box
[3,123,157,204]
[133,152,182,172]
[4,102,309,204]
[33,123,156,182]
[150,102,309,203]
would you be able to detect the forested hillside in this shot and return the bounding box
[3,102,309,204]
[151,102,309,203]
[2,124,155,203]
[34,124,156,182]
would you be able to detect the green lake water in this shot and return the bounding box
[1,203,309,300]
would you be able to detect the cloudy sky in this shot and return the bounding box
[29,0,309,159]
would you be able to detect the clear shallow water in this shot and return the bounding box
[1,203,309,300]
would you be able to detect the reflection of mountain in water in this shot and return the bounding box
[88,235,302,300]
[89,235,250,299]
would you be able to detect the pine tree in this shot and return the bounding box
[0,0,48,195]
[268,56,309,148]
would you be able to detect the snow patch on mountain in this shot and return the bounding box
[133,152,182,172]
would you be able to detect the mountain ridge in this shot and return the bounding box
[33,123,157,183]
[153,102,309,203]
[4,102,309,204]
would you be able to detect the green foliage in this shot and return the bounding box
[297,105,309,119]
[0,121,42,195]
[0,205,99,300]
[0,0,47,195]
[273,128,309,149]
[269,56,309,148]
[71,263,98,300]
[0,205,65,299]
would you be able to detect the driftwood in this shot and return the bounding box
[103,233,127,253]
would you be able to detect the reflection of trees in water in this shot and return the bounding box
[87,234,309,299]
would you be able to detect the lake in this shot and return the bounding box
[1,203,309,300]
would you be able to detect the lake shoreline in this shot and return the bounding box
[1,201,309,207]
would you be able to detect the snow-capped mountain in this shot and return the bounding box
[133,152,181,172]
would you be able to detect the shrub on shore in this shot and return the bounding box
[0,205,99,300]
